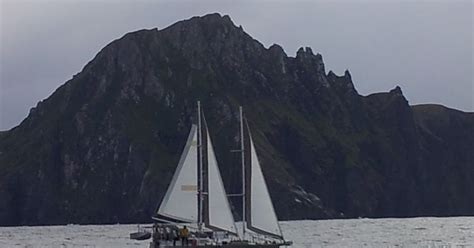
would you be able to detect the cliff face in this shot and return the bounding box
[0,13,472,226]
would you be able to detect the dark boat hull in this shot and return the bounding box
[150,244,283,248]
[130,231,151,240]
[149,241,290,248]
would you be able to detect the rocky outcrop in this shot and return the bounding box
[0,13,472,226]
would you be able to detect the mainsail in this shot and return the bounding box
[205,130,238,234]
[243,114,283,239]
[157,125,199,223]
[200,114,238,234]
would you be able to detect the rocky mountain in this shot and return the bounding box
[0,13,473,226]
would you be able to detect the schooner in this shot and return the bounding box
[149,102,292,247]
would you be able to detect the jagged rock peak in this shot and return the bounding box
[296,47,324,74]
[268,44,287,57]
[182,13,235,26]
[269,43,284,53]
[328,69,352,79]
[166,13,242,35]
[166,13,265,52]
[344,70,352,80]
[390,86,403,96]
[296,47,324,64]
[326,70,356,91]
[113,14,239,44]
[296,46,322,59]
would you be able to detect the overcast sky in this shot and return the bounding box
[0,0,472,131]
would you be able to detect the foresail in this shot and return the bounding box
[157,125,199,223]
[245,127,283,239]
[205,131,238,235]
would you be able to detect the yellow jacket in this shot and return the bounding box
[179,228,189,238]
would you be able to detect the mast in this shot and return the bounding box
[198,101,204,233]
[240,106,246,239]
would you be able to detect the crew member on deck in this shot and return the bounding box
[173,228,179,246]
[179,226,189,246]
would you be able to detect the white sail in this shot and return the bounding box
[205,132,238,234]
[247,132,283,239]
[157,125,199,223]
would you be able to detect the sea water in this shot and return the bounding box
[0,217,472,247]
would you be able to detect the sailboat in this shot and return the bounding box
[148,102,292,248]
